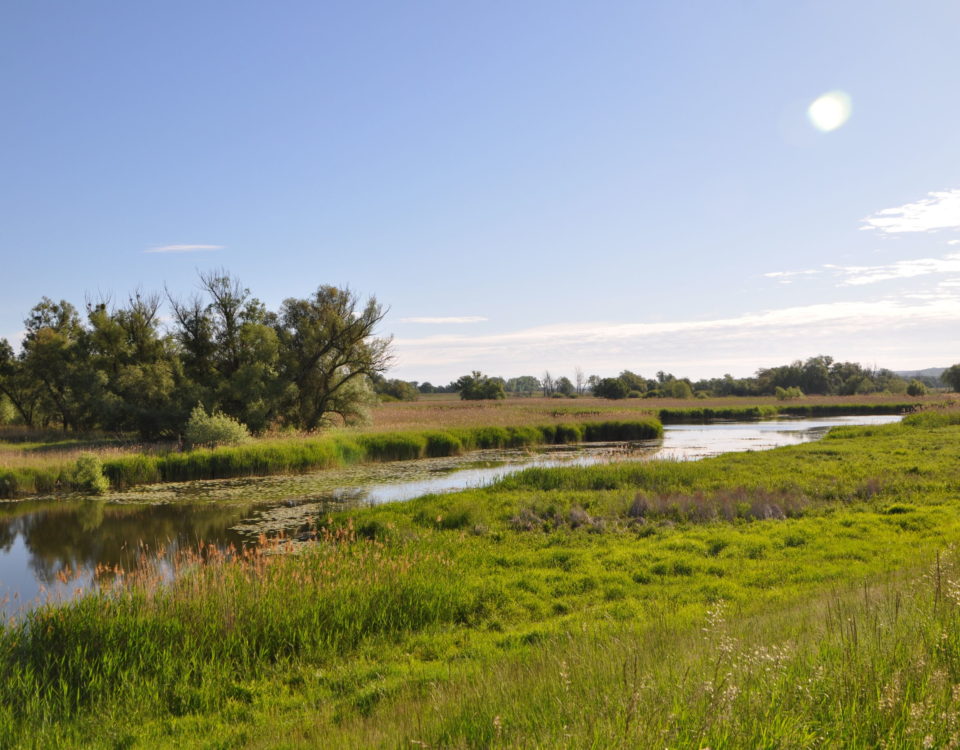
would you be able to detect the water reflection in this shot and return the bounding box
[0,414,900,617]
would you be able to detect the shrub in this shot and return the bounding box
[593,378,629,399]
[906,380,928,396]
[775,386,804,400]
[73,454,109,495]
[664,380,694,399]
[184,405,251,448]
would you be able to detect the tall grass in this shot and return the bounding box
[0,419,662,498]
[1,419,960,746]
[0,526,497,746]
[326,553,960,749]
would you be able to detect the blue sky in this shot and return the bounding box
[2,0,959,383]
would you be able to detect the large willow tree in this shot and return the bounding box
[276,286,392,430]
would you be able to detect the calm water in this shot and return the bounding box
[0,414,900,616]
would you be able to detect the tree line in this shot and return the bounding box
[0,271,391,437]
[412,355,946,401]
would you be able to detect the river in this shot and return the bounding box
[0,414,900,617]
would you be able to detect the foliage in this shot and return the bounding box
[555,376,576,397]
[906,379,928,396]
[775,385,804,400]
[0,396,13,425]
[371,376,419,401]
[662,379,694,399]
[592,377,630,399]
[71,453,109,495]
[617,370,647,393]
[1,418,661,497]
[275,285,392,429]
[943,364,960,393]
[0,273,392,438]
[183,405,251,449]
[456,371,506,400]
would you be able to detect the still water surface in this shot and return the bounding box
[0,415,899,616]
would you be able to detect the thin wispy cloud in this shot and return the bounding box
[399,316,488,324]
[827,253,960,286]
[861,189,960,234]
[766,252,960,287]
[763,269,819,284]
[144,244,224,254]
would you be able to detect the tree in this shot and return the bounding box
[19,298,96,430]
[542,371,555,397]
[663,379,694,399]
[0,339,43,426]
[371,375,419,401]
[169,271,282,431]
[574,367,586,396]
[87,293,180,438]
[593,377,630,399]
[275,286,392,429]
[943,364,960,393]
[618,370,646,393]
[456,371,506,400]
[555,376,575,396]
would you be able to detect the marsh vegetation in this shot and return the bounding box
[1,415,959,747]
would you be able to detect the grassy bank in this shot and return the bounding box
[1,417,960,746]
[0,419,662,499]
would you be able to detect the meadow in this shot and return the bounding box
[2,413,960,747]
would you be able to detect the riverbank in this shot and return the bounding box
[0,419,662,499]
[2,414,959,747]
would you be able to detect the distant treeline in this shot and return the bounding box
[0,271,391,437]
[405,356,946,401]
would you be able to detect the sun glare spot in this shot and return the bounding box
[807,91,852,132]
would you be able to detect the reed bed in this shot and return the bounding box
[0,419,662,499]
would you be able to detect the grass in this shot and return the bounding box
[2,416,960,746]
[0,394,943,500]
[0,419,662,499]
[369,393,942,431]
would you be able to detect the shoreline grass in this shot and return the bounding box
[0,419,662,499]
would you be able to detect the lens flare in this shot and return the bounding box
[807,91,852,132]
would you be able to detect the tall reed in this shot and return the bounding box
[0,419,662,499]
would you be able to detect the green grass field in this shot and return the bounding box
[2,415,960,747]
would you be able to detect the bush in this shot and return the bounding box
[664,380,694,399]
[593,378,629,399]
[73,454,109,495]
[775,386,804,400]
[184,405,251,448]
[906,380,928,397]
